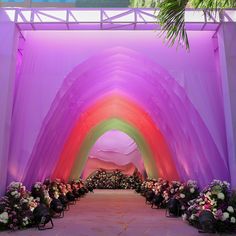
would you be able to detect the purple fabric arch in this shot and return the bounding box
[22,47,229,187]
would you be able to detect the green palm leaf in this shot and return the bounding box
[157,0,236,50]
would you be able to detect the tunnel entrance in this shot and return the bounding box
[81,130,146,189]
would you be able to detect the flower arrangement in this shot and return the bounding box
[0,182,38,230]
[162,181,182,206]
[31,182,52,207]
[85,169,143,189]
[0,178,92,231]
[150,178,169,208]
[174,180,199,212]
[183,180,236,233]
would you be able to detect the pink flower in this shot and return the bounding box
[214,209,223,220]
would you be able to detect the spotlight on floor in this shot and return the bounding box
[33,203,53,230]
[166,198,181,217]
[50,198,64,218]
[198,210,216,233]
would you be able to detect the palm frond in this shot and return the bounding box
[157,0,236,50]
[129,0,160,7]
[190,0,236,9]
[158,0,189,50]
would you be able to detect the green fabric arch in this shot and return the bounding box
[69,118,159,180]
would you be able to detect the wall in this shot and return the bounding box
[0,10,19,195]
[218,23,236,188]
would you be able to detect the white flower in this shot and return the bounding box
[22,199,28,203]
[14,192,20,198]
[11,190,18,196]
[190,188,195,193]
[22,217,29,226]
[0,212,9,224]
[182,213,187,221]
[29,197,34,201]
[54,192,59,199]
[179,186,184,191]
[170,189,174,194]
[190,214,196,220]
[227,206,234,213]
[222,212,230,221]
[9,182,22,189]
[180,193,185,199]
[205,191,211,198]
[217,192,225,200]
[34,182,42,189]
[210,199,217,206]
[223,181,230,188]
[230,217,236,223]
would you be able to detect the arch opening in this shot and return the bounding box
[82,129,146,179]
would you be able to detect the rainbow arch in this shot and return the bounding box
[52,94,179,181]
[22,47,229,188]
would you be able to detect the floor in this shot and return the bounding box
[0,190,234,236]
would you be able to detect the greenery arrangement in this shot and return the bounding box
[130,0,236,49]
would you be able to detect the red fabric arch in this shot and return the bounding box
[52,94,179,181]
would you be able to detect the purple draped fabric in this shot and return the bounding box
[4,30,229,191]
[21,47,229,188]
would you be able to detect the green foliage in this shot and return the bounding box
[159,0,236,49]
[190,0,236,8]
[158,0,189,49]
[129,0,159,7]
[129,0,236,49]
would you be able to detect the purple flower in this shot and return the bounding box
[214,209,223,220]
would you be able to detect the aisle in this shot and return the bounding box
[0,190,218,236]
